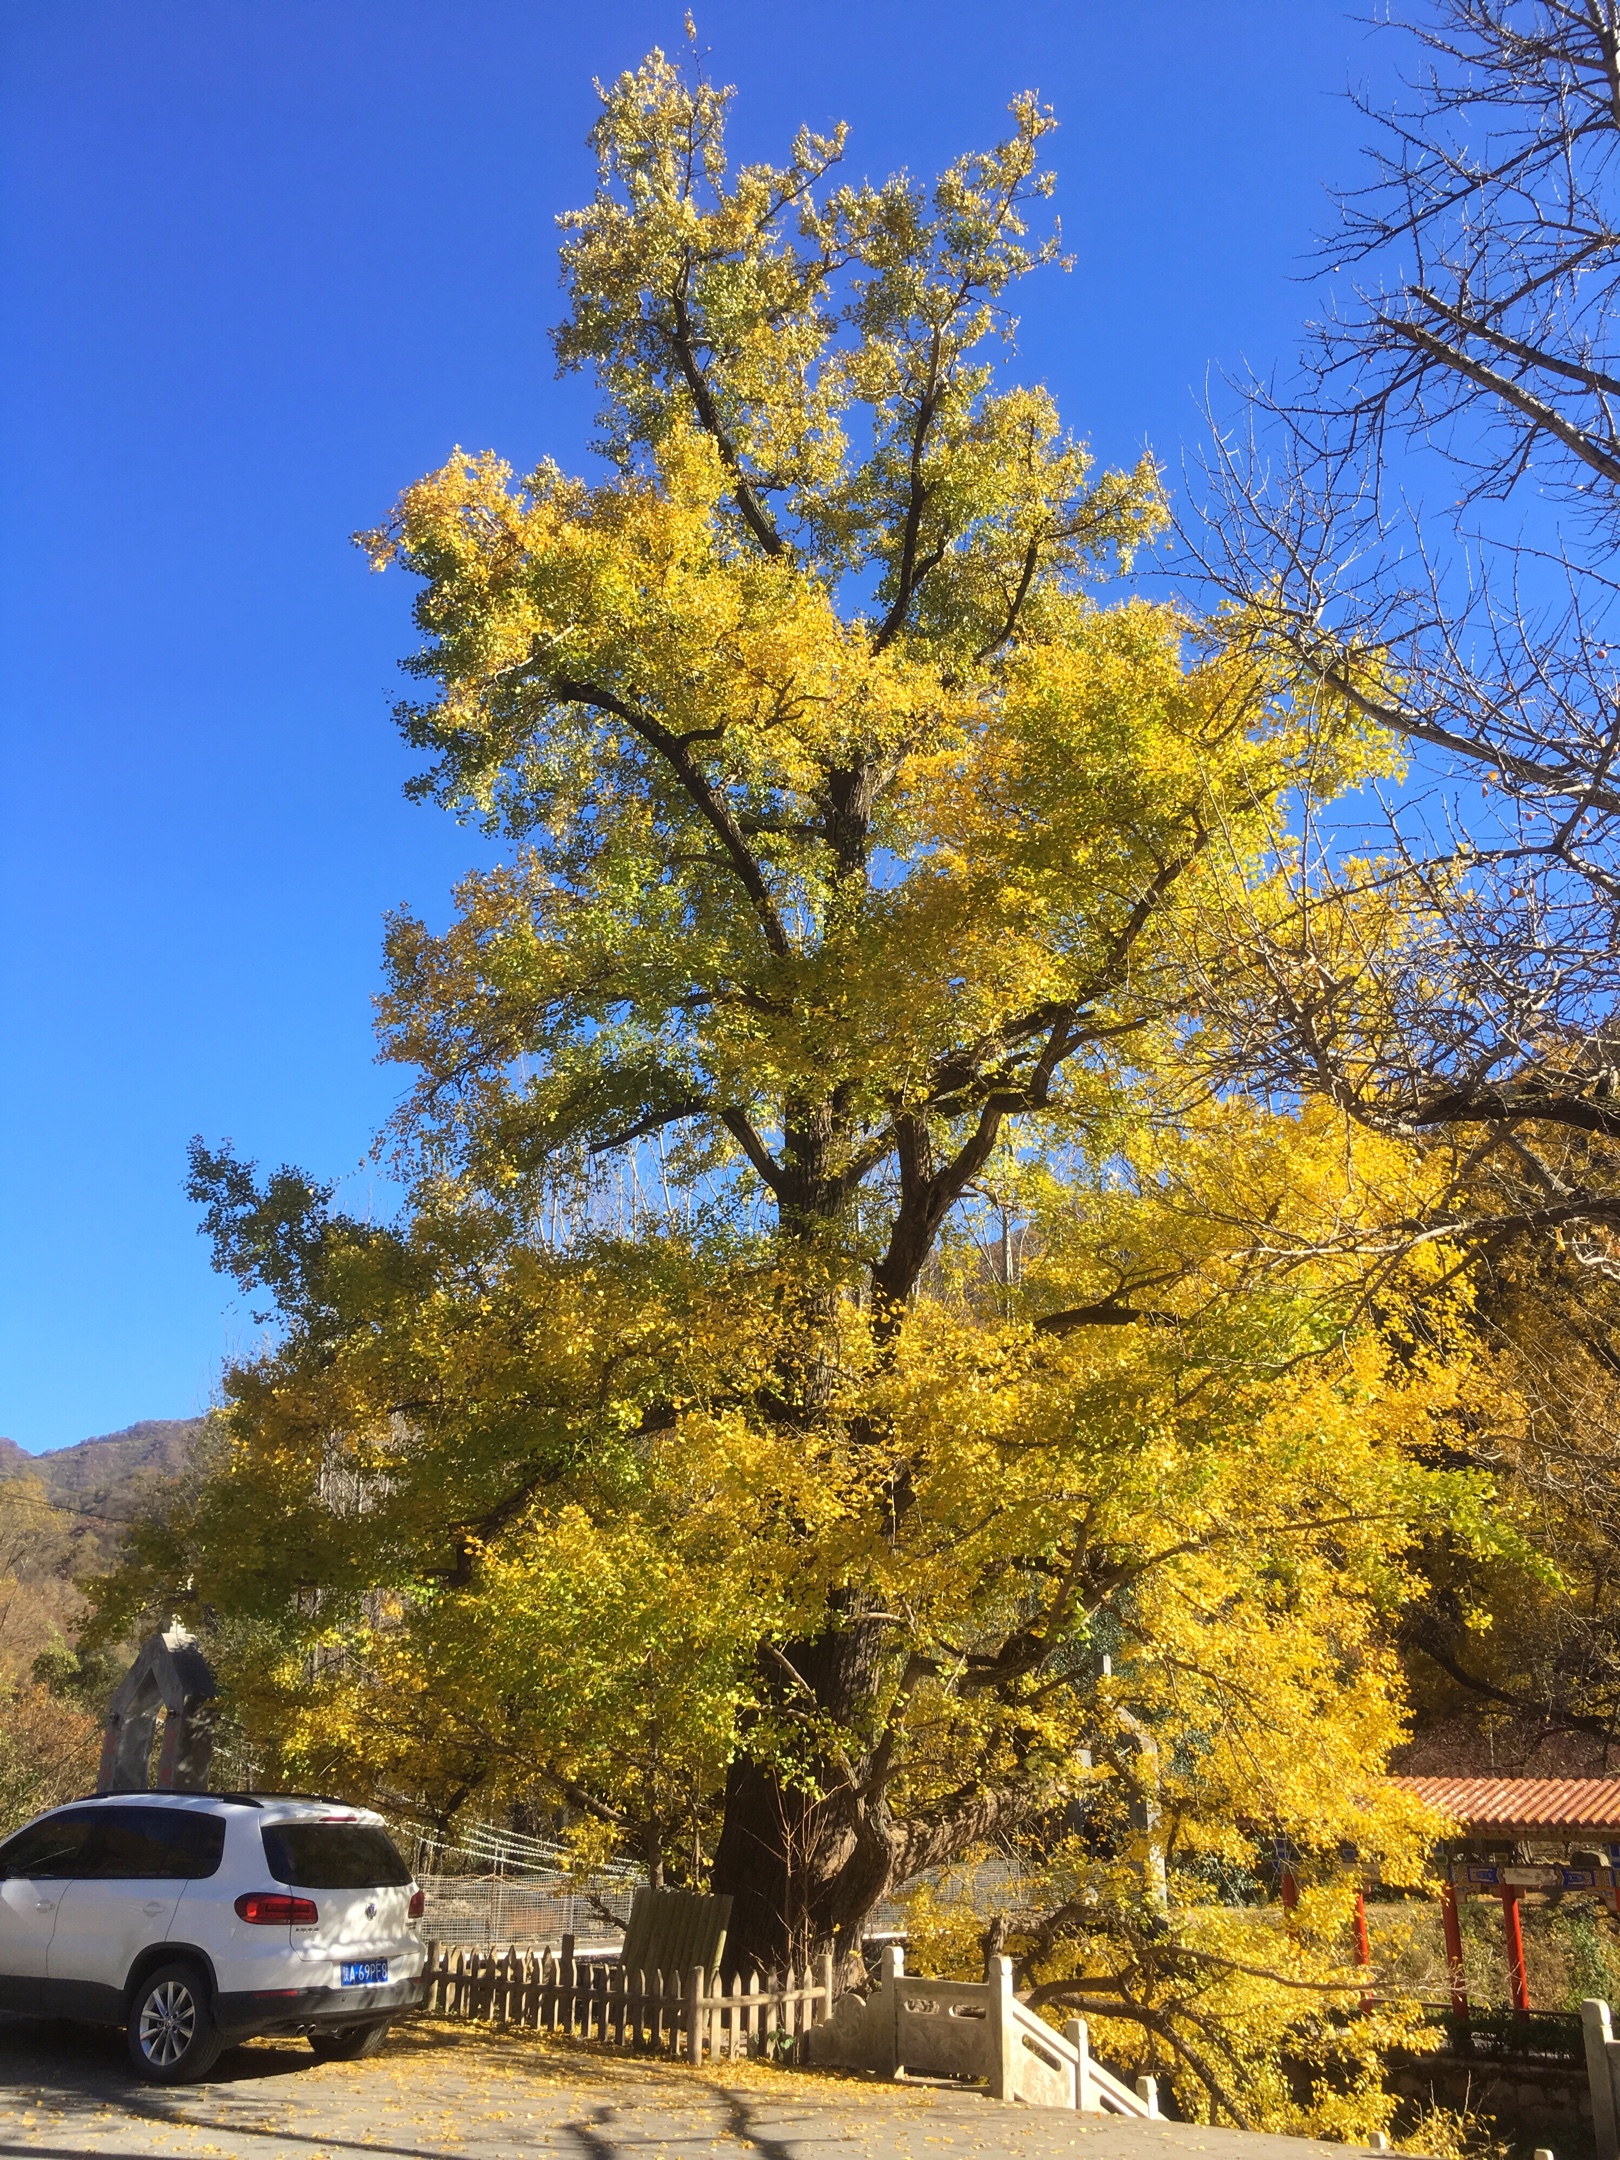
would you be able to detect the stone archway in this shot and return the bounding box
[97,1626,218,1792]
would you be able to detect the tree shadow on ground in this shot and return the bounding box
[0,2014,313,2090]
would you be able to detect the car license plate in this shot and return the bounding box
[341,1959,387,1986]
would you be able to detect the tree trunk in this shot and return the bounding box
[712,1129,917,1975]
[709,1601,894,1975]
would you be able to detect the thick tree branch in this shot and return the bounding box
[1377,312,1620,486]
[1411,1085,1620,1141]
[589,1099,711,1154]
[668,283,788,558]
[560,1779,631,1829]
[720,1107,786,1194]
[874,335,945,653]
[974,536,1043,664]
[891,1782,1037,1883]
[1408,279,1620,401]
[1035,1297,1180,1335]
[552,675,792,956]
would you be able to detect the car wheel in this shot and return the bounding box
[308,2018,392,2061]
[126,1962,223,2084]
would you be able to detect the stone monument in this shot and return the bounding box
[96,1625,219,1793]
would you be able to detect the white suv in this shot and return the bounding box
[0,1790,428,2081]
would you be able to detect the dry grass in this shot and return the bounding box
[1366,1894,1620,2011]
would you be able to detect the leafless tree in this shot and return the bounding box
[1186,0,1620,1261]
[1176,3,1620,1756]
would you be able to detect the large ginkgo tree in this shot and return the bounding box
[99,52,1492,2049]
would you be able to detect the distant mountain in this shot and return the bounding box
[0,1418,206,1577]
[0,1418,205,1506]
[30,1419,203,1499]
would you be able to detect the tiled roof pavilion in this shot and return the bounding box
[1386,1777,1620,2017]
[1390,1773,1620,1838]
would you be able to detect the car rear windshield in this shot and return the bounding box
[260,1821,411,1889]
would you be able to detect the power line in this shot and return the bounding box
[0,1482,163,1528]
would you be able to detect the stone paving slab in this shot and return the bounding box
[0,2013,1359,2160]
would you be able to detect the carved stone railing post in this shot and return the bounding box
[1067,2016,1093,2110]
[1585,1999,1620,2160]
[987,1952,1016,2100]
[881,1942,904,2077]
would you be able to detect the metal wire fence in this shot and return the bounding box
[413,1873,632,1948]
[392,1816,639,1949]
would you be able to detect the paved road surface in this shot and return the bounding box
[0,2013,1364,2160]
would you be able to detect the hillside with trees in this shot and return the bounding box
[0,1418,201,1663]
[0,1419,203,1828]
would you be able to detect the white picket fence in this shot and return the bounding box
[422,1939,834,2060]
[807,1946,1160,2115]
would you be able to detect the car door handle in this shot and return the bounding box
[34,1900,53,1912]
[143,1900,165,1915]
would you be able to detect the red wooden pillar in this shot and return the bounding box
[1353,1891,1372,2010]
[1501,1885,1530,2019]
[1280,1870,1299,1913]
[1440,1881,1468,2016]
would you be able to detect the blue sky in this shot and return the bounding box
[1,1,1388,1451]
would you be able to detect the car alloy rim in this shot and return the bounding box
[138,1980,197,2067]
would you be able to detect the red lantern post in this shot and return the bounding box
[1353,1890,1373,2010]
[1440,1880,1468,2017]
[1501,1886,1530,2019]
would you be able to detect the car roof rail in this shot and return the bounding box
[217,1790,369,1809]
[58,1787,369,1811]
[61,1789,233,1807]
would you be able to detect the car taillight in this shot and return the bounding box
[235,1891,318,1925]
[408,1888,425,1919]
